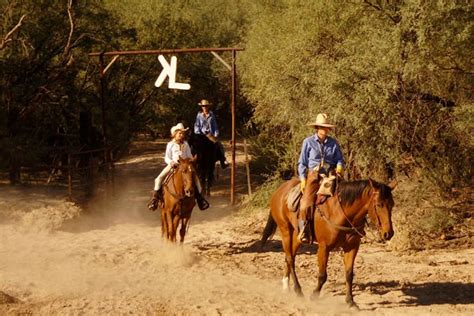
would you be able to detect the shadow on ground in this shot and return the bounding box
[358,280,474,306]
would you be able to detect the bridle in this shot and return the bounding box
[368,190,383,230]
[316,187,381,239]
[163,164,195,201]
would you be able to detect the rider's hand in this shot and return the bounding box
[336,165,343,176]
[300,178,306,193]
[171,161,178,168]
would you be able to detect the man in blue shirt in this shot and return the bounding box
[194,99,229,168]
[297,113,345,243]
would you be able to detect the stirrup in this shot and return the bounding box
[297,225,311,244]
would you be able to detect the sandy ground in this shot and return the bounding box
[0,139,473,315]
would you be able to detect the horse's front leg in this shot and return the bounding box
[290,228,303,296]
[312,244,329,300]
[171,214,180,242]
[281,226,302,296]
[161,208,167,238]
[179,218,189,244]
[343,241,360,309]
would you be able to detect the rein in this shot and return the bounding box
[318,187,384,241]
[163,167,186,201]
[316,202,366,236]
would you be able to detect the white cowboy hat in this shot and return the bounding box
[170,123,189,136]
[307,113,336,128]
[198,99,212,107]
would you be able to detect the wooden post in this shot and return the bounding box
[110,149,115,196]
[230,49,236,204]
[89,47,245,203]
[244,139,252,196]
[99,53,110,195]
[67,154,72,200]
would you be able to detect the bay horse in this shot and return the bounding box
[188,132,217,196]
[160,157,197,243]
[261,173,396,307]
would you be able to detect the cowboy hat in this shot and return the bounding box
[307,113,336,128]
[198,99,212,107]
[170,123,189,136]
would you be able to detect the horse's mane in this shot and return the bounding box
[337,179,393,207]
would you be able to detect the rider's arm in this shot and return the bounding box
[297,138,309,180]
[334,141,345,169]
[164,142,174,165]
[210,112,219,138]
[194,113,202,135]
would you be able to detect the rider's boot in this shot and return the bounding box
[195,191,210,211]
[220,160,229,169]
[297,219,311,244]
[147,190,160,211]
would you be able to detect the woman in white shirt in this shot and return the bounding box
[148,123,209,211]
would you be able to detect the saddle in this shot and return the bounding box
[287,175,337,212]
[287,184,302,212]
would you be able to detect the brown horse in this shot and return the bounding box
[261,172,396,307]
[161,157,197,243]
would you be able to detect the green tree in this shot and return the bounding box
[240,0,473,191]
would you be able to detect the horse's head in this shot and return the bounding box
[367,179,396,241]
[176,157,196,198]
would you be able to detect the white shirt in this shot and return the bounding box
[164,140,192,165]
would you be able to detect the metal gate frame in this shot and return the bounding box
[89,47,244,204]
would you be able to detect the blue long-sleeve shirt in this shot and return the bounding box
[297,135,344,179]
[194,111,219,138]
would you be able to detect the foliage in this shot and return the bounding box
[240,174,284,212]
[240,0,473,192]
[105,0,252,137]
[0,0,472,244]
[0,0,252,184]
[0,0,130,183]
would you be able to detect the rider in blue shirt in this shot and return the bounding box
[297,113,345,243]
[194,99,229,169]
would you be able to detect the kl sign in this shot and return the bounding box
[155,55,190,90]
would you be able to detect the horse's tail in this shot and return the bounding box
[261,211,277,246]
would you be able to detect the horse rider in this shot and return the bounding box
[194,99,229,169]
[147,123,210,211]
[297,113,345,244]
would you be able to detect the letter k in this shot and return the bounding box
[155,55,191,90]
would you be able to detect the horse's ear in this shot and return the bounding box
[191,154,197,162]
[388,179,398,191]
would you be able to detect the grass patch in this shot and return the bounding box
[240,175,284,214]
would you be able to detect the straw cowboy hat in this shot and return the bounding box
[307,113,336,128]
[198,99,212,107]
[170,123,189,136]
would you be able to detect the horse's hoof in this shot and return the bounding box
[295,291,304,298]
[310,292,320,301]
[347,301,359,310]
[294,288,304,298]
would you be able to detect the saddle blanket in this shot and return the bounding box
[287,184,302,212]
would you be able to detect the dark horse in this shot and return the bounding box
[161,157,197,243]
[188,132,218,196]
[261,172,396,307]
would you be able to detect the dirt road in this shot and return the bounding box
[1,140,473,315]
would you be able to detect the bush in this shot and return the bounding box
[240,175,284,213]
